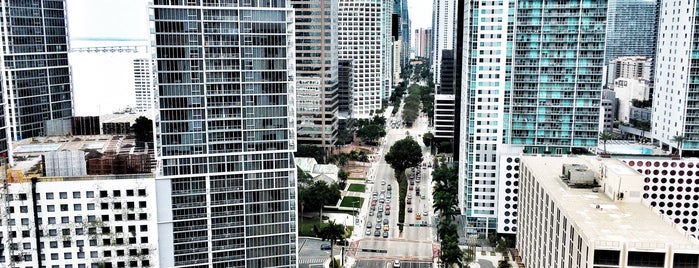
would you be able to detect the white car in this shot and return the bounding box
[393,260,401,267]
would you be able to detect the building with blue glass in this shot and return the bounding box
[604,0,659,64]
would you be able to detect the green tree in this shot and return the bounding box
[599,132,614,154]
[385,137,423,175]
[372,115,387,126]
[422,132,434,147]
[498,257,512,268]
[329,153,350,167]
[440,232,464,267]
[132,116,153,145]
[338,169,349,189]
[356,124,386,144]
[673,135,685,157]
[300,181,341,217]
[316,220,346,268]
[463,248,476,267]
[296,144,325,163]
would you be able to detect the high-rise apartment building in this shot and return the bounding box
[382,0,394,100]
[434,50,456,140]
[0,0,73,151]
[413,27,431,59]
[292,0,339,148]
[150,1,298,267]
[604,0,659,64]
[339,0,386,117]
[133,58,155,113]
[458,0,607,233]
[653,0,699,155]
[431,0,456,85]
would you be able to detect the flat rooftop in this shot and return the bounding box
[521,156,699,251]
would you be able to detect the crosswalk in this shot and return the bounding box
[298,257,328,264]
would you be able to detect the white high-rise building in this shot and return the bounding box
[653,0,699,154]
[383,0,393,99]
[150,1,299,267]
[339,0,385,118]
[431,0,456,85]
[133,58,155,113]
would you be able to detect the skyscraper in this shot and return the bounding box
[431,0,456,85]
[133,58,155,113]
[150,1,298,267]
[382,0,394,100]
[458,0,608,234]
[0,0,72,153]
[292,0,339,148]
[653,0,699,155]
[339,0,386,117]
[604,0,659,64]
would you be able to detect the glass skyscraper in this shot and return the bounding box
[150,0,298,267]
[604,0,659,64]
[0,0,72,148]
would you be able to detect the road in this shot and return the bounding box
[349,103,438,265]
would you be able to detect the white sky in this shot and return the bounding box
[66,0,149,41]
[407,0,433,29]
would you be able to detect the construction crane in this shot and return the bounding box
[69,45,149,54]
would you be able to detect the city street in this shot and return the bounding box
[349,102,438,265]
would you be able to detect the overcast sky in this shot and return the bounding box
[408,0,433,29]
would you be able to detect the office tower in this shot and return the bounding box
[458,0,608,234]
[413,27,431,59]
[0,0,72,148]
[431,0,456,85]
[434,50,455,141]
[517,156,699,268]
[339,0,386,117]
[134,58,155,113]
[338,59,353,115]
[654,0,699,155]
[604,0,659,64]
[397,0,411,67]
[292,0,339,148]
[150,1,298,267]
[393,40,402,85]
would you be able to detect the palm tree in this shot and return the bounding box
[317,220,345,268]
[599,131,614,154]
[673,135,685,158]
[433,191,458,219]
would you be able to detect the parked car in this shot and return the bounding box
[387,184,392,191]
[408,207,413,213]
[383,231,389,238]
[385,204,391,210]
[375,223,381,229]
[407,197,412,205]
[369,210,374,216]
[374,230,381,237]
[423,211,428,216]
[383,218,389,225]
[416,214,422,220]
[383,224,389,231]
[371,200,377,206]
[393,260,401,268]
[366,222,372,229]
[366,229,372,236]
[385,210,390,215]
[321,244,332,250]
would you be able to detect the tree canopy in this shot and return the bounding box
[356,124,386,144]
[385,137,423,173]
[132,116,153,145]
[298,181,341,214]
[295,145,325,163]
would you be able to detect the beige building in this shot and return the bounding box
[517,155,699,268]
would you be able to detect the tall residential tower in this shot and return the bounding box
[150,1,298,266]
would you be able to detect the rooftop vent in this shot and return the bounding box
[561,164,596,188]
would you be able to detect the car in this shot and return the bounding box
[383,224,390,231]
[379,198,385,204]
[383,231,389,238]
[371,200,377,206]
[423,211,428,216]
[416,214,422,220]
[385,204,391,210]
[378,207,384,213]
[407,207,413,213]
[421,195,426,200]
[376,214,383,222]
[375,223,381,229]
[409,180,415,186]
[366,229,372,235]
[393,260,401,268]
[321,244,332,250]
[409,185,414,190]
[372,196,378,201]
[374,230,381,237]
[407,198,412,205]
[381,180,386,185]
[366,222,372,229]
[369,210,374,216]
[386,192,391,199]
[387,185,392,191]
[383,218,389,225]
[385,210,390,215]
[373,191,378,196]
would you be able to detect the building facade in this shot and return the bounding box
[517,156,699,268]
[653,0,699,153]
[0,0,73,147]
[338,0,386,118]
[292,0,340,148]
[604,0,659,64]
[434,50,455,141]
[459,0,608,233]
[606,56,652,89]
[338,59,353,116]
[133,59,155,113]
[150,1,298,267]
[430,0,456,85]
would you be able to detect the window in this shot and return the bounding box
[73,192,81,198]
[64,252,72,259]
[75,228,84,235]
[113,203,122,209]
[90,251,98,258]
[20,206,28,213]
[23,243,30,249]
[50,241,58,248]
[139,213,147,220]
[21,218,29,225]
[62,229,70,236]
[48,217,56,224]
[47,205,55,212]
[50,253,58,260]
[61,217,69,223]
[74,216,83,222]
[140,225,148,232]
[59,192,67,199]
[86,191,94,198]
[140,237,148,243]
[126,190,134,196]
[102,215,109,221]
[139,201,147,208]
[88,215,96,222]
[63,240,71,248]
[115,226,123,233]
[60,204,68,211]
[127,202,135,209]
[113,190,121,197]
[49,229,57,236]
[46,193,54,200]
[115,214,123,221]
[100,191,108,198]
[100,203,108,210]
[138,189,146,196]
[74,204,82,211]
[87,204,95,210]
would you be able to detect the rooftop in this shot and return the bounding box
[521,155,699,251]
